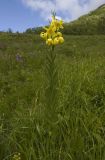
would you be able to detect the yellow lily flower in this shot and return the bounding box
[40,14,64,46]
[46,38,53,45]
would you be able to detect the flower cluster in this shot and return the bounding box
[12,153,21,160]
[40,15,64,46]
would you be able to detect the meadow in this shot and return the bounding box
[0,33,105,160]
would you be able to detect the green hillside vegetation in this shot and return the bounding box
[0,32,105,159]
[63,4,105,35]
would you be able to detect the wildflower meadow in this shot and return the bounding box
[0,11,105,160]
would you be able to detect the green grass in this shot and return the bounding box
[0,33,105,160]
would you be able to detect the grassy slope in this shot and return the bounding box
[0,33,105,159]
[63,4,105,34]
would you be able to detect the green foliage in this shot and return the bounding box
[98,15,105,34]
[25,27,43,34]
[0,33,105,159]
[63,5,105,35]
[45,46,58,121]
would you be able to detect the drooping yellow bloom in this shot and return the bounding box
[40,14,64,46]
[46,38,53,46]
[58,36,64,44]
[53,37,59,45]
[57,32,62,37]
[40,32,47,40]
[12,153,21,160]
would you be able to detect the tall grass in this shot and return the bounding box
[0,34,105,159]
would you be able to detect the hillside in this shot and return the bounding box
[63,4,105,35]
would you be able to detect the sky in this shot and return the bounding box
[0,0,105,32]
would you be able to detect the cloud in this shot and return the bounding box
[22,0,105,22]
